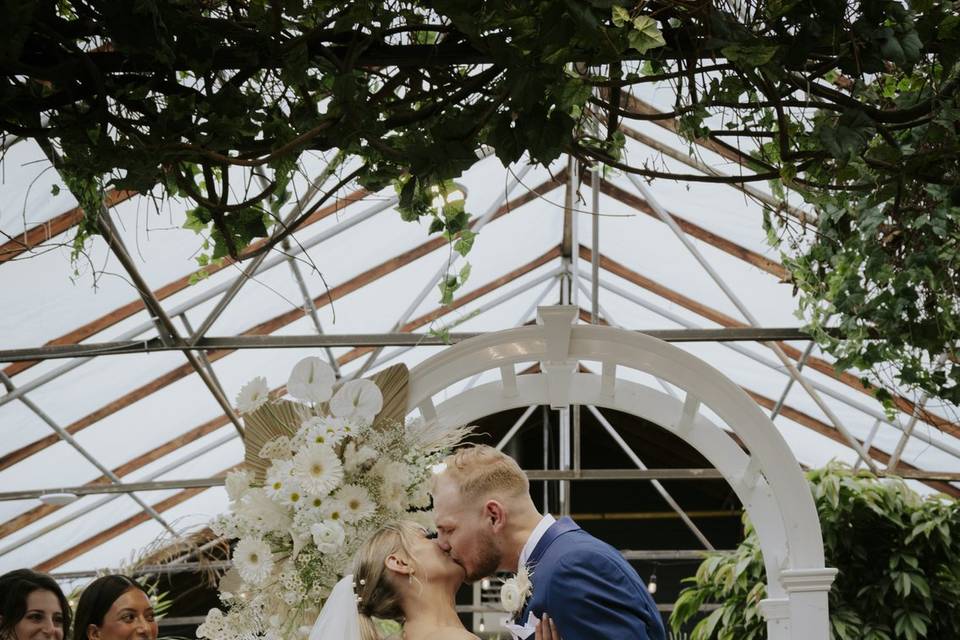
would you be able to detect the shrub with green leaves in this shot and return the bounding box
[670,463,960,640]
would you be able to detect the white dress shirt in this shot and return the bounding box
[518,512,556,569]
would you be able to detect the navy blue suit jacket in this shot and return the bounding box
[515,517,666,640]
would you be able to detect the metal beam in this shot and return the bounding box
[1,469,728,502]
[0,373,177,536]
[582,270,960,464]
[626,173,879,473]
[0,327,839,363]
[282,237,341,378]
[351,162,536,380]
[588,405,716,550]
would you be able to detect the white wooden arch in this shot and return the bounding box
[405,307,837,640]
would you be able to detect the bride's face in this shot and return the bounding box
[406,527,466,584]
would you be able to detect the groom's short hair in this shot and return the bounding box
[440,444,528,501]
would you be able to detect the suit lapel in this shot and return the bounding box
[516,517,581,626]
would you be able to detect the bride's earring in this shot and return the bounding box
[408,568,415,585]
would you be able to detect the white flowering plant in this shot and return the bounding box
[198,358,464,640]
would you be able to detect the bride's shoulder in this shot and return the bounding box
[420,629,480,640]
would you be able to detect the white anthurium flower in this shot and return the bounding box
[234,538,275,586]
[310,519,346,554]
[236,377,270,414]
[329,379,383,422]
[287,357,336,403]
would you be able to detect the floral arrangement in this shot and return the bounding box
[197,357,463,640]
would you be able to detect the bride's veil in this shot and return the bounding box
[307,574,362,640]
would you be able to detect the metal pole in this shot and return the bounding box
[0,431,237,558]
[0,373,177,536]
[770,341,815,420]
[351,163,535,380]
[625,173,880,473]
[281,237,341,377]
[854,419,883,472]
[886,353,948,471]
[590,163,601,323]
[581,271,960,463]
[587,405,716,550]
[496,406,538,451]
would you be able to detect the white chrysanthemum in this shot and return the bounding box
[292,444,343,496]
[234,538,274,586]
[259,436,292,460]
[334,484,376,523]
[319,499,346,523]
[238,488,291,533]
[299,417,345,447]
[236,377,270,414]
[343,441,378,473]
[224,470,251,504]
[279,481,307,509]
[265,460,294,498]
[310,520,346,553]
[287,356,336,403]
[329,379,383,422]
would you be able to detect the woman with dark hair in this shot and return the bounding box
[0,568,71,640]
[71,577,156,640]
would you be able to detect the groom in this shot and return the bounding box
[432,444,666,640]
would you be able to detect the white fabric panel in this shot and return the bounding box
[0,140,75,237]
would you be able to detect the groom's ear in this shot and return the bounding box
[483,499,506,532]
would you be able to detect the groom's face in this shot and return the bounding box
[432,478,503,582]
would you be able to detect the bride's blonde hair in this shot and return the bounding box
[351,521,423,640]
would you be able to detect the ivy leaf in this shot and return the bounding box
[627,16,666,54]
[611,6,630,28]
[721,42,779,65]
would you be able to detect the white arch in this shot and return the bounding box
[406,306,836,639]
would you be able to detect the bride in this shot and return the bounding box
[310,520,559,640]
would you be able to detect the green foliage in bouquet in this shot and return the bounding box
[670,463,960,640]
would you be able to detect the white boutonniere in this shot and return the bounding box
[500,564,533,618]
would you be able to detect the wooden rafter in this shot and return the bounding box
[1,188,370,380]
[0,413,230,537]
[577,245,960,443]
[0,176,565,474]
[746,390,960,497]
[0,189,137,264]
[34,465,240,572]
[598,180,787,279]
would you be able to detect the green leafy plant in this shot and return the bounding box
[670,463,960,640]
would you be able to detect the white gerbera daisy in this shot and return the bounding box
[292,444,343,496]
[320,498,346,523]
[279,481,307,509]
[234,537,274,585]
[287,357,336,403]
[236,377,270,414]
[329,379,383,422]
[310,519,346,553]
[334,484,376,523]
[265,460,294,498]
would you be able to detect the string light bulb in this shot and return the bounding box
[647,572,657,595]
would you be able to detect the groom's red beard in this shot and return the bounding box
[461,529,502,583]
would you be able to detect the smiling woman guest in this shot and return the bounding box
[0,569,71,640]
[71,576,156,640]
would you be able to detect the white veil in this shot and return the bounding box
[307,574,362,640]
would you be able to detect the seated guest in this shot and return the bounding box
[0,569,71,640]
[71,576,156,640]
